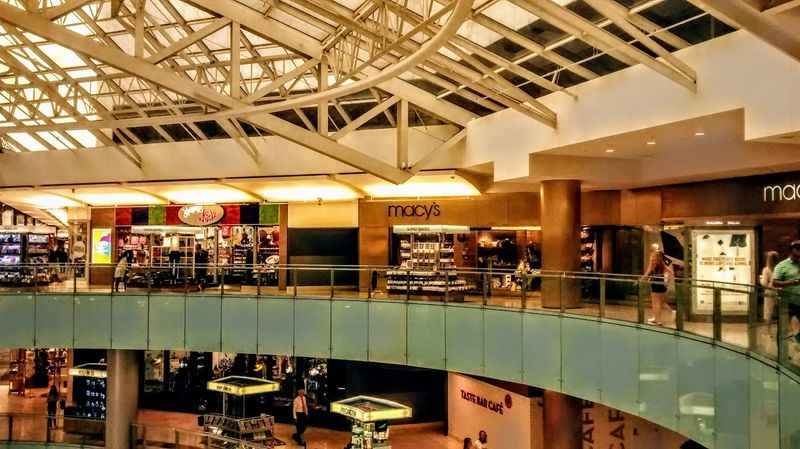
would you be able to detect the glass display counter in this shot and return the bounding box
[331,396,412,449]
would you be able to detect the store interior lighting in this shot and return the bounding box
[361,175,480,198]
[143,184,259,204]
[67,190,166,206]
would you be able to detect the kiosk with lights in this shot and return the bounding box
[331,396,412,449]
[202,376,284,447]
[65,363,107,436]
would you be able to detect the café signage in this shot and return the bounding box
[178,205,224,226]
[460,389,510,415]
[387,202,441,220]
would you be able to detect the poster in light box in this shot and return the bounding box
[691,229,754,314]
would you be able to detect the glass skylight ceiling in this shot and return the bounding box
[0,0,735,152]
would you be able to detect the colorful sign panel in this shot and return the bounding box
[178,205,224,226]
[91,228,112,264]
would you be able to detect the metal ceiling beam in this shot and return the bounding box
[331,96,400,140]
[688,0,800,63]
[583,0,696,85]
[0,2,411,184]
[410,128,466,175]
[521,0,697,92]
[182,0,477,127]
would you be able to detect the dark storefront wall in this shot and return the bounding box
[287,228,359,285]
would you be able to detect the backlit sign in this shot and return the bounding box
[178,205,224,226]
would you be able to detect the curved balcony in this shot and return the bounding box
[0,264,798,449]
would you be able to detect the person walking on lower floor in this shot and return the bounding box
[292,388,309,446]
[46,384,58,429]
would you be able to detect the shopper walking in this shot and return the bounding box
[643,250,673,326]
[292,388,309,446]
[773,242,800,340]
[113,253,128,292]
[761,251,779,323]
[46,384,58,429]
[463,437,474,449]
[474,431,488,449]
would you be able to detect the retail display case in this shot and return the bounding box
[331,395,412,449]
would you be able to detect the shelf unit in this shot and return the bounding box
[388,231,473,297]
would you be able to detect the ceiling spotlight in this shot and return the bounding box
[605,148,616,153]
[694,131,705,136]
[646,140,656,146]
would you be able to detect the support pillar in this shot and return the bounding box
[106,350,140,449]
[540,180,581,308]
[542,390,582,449]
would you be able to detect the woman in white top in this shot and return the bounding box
[761,251,779,322]
[474,430,488,449]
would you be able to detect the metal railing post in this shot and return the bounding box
[367,270,373,299]
[330,268,335,299]
[444,272,450,303]
[637,281,645,324]
[778,295,789,364]
[560,274,566,314]
[293,269,298,298]
[406,269,411,301]
[713,287,723,341]
[220,268,225,299]
[599,276,606,319]
[256,266,261,296]
[482,272,488,306]
[521,273,527,310]
[676,280,686,332]
[748,286,759,352]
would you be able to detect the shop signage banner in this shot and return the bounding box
[691,229,754,314]
[178,205,224,226]
[91,228,112,264]
[387,202,441,220]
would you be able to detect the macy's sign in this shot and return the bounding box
[763,184,800,202]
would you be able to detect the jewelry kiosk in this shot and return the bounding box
[331,396,412,449]
[202,376,285,447]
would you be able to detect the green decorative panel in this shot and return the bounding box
[599,322,639,415]
[638,330,678,431]
[259,297,293,355]
[407,303,445,369]
[0,294,35,347]
[222,296,258,353]
[294,299,331,358]
[484,308,522,383]
[562,317,601,402]
[111,295,148,349]
[522,312,561,391]
[332,300,368,361]
[445,305,484,376]
[35,295,73,347]
[749,359,779,449]
[368,301,406,365]
[74,295,111,348]
[780,371,800,449]
[715,346,749,449]
[186,296,221,352]
[259,204,279,225]
[677,338,715,448]
[148,295,185,350]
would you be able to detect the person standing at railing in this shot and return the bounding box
[772,242,800,355]
[643,250,673,326]
[761,251,779,325]
[113,253,128,292]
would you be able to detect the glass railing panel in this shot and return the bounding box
[571,274,600,318]
[683,283,715,340]
[602,277,640,323]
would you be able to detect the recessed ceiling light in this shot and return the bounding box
[646,140,656,145]
[605,148,616,153]
[695,131,705,136]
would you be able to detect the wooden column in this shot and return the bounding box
[543,390,582,449]
[540,180,581,308]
